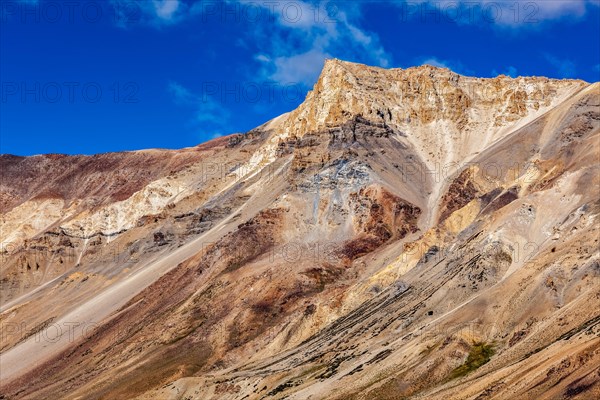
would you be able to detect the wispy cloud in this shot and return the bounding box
[168,81,232,138]
[261,49,332,88]
[491,65,519,77]
[419,58,451,69]
[153,0,180,20]
[109,1,391,88]
[247,1,391,87]
[524,0,595,22]
[169,82,196,105]
[111,0,187,27]
[396,0,598,28]
[111,0,599,30]
[544,54,577,78]
[416,57,474,75]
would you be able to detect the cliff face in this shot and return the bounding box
[280,59,585,163]
[1,60,599,400]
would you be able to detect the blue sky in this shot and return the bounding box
[1,0,599,155]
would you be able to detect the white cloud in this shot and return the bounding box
[168,81,232,136]
[416,57,474,75]
[397,0,598,28]
[153,0,180,20]
[492,66,519,77]
[169,82,196,105]
[246,1,392,87]
[261,49,332,87]
[111,0,599,30]
[111,0,187,27]
[254,54,271,63]
[544,54,577,78]
[109,1,390,84]
[529,0,592,20]
[420,58,450,69]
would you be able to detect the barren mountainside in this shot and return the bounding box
[1,59,599,399]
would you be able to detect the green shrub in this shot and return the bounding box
[449,342,495,380]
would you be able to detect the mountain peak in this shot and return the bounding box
[238,58,591,197]
[279,59,587,153]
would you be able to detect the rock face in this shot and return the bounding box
[1,60,599,400]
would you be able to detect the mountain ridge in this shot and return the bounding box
[1,59,599,400]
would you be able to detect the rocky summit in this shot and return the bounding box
[1,59,599,399]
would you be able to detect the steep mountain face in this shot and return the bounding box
[1,60,598,400]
